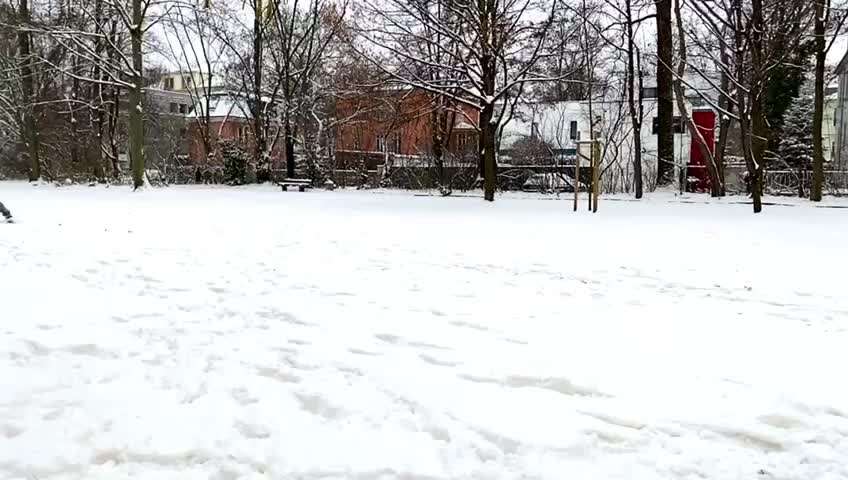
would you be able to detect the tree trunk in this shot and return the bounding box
[252,0,266,178]
[285,118,295,178]
[18,0,40,181]
[202,67,213,163]
[655,0,674,185]
[811,0,826,201]
[673,0,720,196]
[478,0,497,201]
[714,47,732,197]
[70,55,81,168]
[90,0,106,180]
[432,114,446,188]
[109,82,122,178]
[714,115,730,195]
[750,101,766,213]
[749,0,766,213]
[129,0,145,190]
[104,18,122,179]
[480,103,496,201]
[625,0,643,199]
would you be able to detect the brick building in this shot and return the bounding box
[334,88,480,162]
[185,92,283,168]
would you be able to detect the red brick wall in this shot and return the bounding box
[187,119,284,168]
[335,90,480,157]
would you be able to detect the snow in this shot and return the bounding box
[2,182,848,479]
[188,93,251,120]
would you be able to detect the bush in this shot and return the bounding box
[220,141,249,185]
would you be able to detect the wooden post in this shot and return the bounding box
[592,139,601,212]
[587,140,593,211]
[587,157,592,211]
[573,149,580,211]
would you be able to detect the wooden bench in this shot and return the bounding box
[277,178,312,192]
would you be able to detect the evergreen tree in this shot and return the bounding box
[779,79,814,171]
[221,140,249,185]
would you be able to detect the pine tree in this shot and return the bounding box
[779,79,814,170]
[221,141,249,185]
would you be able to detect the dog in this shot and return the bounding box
[0,201,12,223]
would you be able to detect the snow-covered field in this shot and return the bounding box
[2,182,848,480]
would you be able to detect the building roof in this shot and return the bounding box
[499,101,584,151]
[188,93,252,119]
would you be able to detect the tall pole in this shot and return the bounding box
[592,139,600,212]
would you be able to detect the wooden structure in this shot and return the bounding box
[574,139,601,212]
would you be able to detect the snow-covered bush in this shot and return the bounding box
[778,79,814,170]
[221,141,249,185]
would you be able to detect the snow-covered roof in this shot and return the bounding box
[640,74,720,94]
[500,102,584,151]
[188,93,251,119]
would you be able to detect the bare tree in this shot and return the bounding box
[735,0,812,211]
[655,0,673,185]
[17,0,40,180]
[686,0,812,211]
[810,0,847,201]
[162,3,220,166]
[267,0,347,179]
[591,0,650,197]
[23,0,172,187]
[358,0,558,201]
[672,0,721,196]
[211,0,278,178]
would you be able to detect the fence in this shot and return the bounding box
[763,170,848,196]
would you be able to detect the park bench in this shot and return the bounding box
[277,178,312,192]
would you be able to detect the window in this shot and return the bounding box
[169,102,179,113]
[353,125,363,150]
[239,125,250,143]
[377,134,386,152]
[457,133,476,151]
[652,116,686,134]
[388,132,401,153]
[641,87,658,98]
[569,120,578,140]
[179,104,187,114]
[164,77,175,90]
[183,75,193,90]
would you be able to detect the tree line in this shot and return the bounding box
[0,0,844,212]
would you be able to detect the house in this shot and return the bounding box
[824,87,838,164]
[108,75,195,172]
[334,88,480,166]
[154,71,283,166]
[160,71,210,93]
[499,76,719,191]
[185,91,284,168]
[830,52,848,166]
